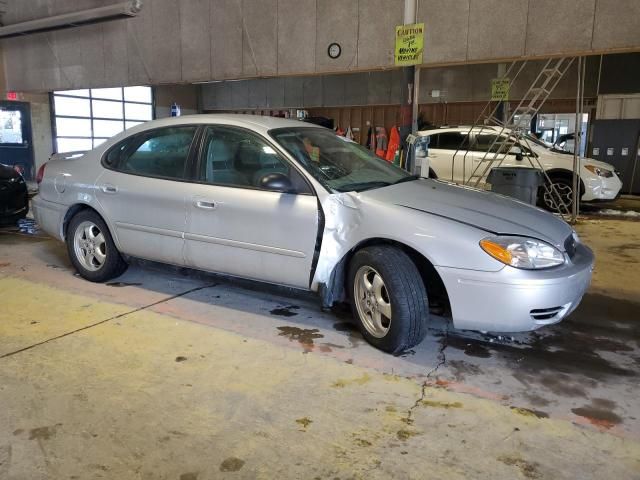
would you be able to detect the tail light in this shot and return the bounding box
[36,163,47,185]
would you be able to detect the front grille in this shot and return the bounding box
[530,306,564,321]
[564,234,577,259]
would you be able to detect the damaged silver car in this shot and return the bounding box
[33,115,594,354]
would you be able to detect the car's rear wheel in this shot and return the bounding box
[348,246,429,354]
[66,210,127,282]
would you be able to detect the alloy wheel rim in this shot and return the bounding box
[73,221,107,272]
[354,266,392,338]
[544,182,573,212]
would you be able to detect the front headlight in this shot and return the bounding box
[480,236,565,269]
[584,164,613,178]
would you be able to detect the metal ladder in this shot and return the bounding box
[456,57,576,216]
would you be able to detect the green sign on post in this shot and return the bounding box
[394,23,424,66]
[491,78,510,101]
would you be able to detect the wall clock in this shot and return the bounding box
[328,43,341,59]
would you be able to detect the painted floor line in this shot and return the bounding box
[0,282,218,360]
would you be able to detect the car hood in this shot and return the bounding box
[362,179,573,249]
[530,144,616,170]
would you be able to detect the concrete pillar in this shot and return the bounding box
[496,63,507,124]
[399,0,418,148]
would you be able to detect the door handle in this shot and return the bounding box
[100,184,118,194]
[195,200,216,209]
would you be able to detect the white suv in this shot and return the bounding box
[417,126,623,211]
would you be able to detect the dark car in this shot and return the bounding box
[0,163,28,226]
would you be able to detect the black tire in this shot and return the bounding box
[66,209,127,282]
[347,246,429,354]
[538,175,574,213]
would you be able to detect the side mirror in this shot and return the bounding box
[511,146,524,161]
[259,172,295,193]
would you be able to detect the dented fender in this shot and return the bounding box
[310,189,504,307]
[312,192,363,287]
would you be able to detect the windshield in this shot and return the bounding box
[524,133,551,148]
[269,127,413,192]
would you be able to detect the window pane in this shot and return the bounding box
[93,119,124,137]
[473,134,502,152]
[91,88,122,100]
[124,86,152,103]
[92,99,123,119]
[53,86,153,154]
[120,126,196,179]
[55,117,92,137]
[125,102,153,121]
[57,137,92,153]
[54,96,91,117]
[125,121,144,130]
[55,89,90,98]
[104,139,131,168]
[201,127,288,188]
[437,132,469,150]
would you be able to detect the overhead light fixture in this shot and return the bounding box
[0,0,142,39]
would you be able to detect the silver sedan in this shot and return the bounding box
[33,115,594,354]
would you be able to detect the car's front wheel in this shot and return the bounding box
[348,246,429,354]
[539,176,574,213]
[66,209,127,282]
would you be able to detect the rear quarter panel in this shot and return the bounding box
[38,151,117,244]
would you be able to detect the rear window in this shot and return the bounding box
[103,126,197,180]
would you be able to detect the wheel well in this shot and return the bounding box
[543,169,586,196]
[322,238,451,316]
[62,204,101,240]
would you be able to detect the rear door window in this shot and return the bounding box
[108,126,197,180]
[472,134,504,153]
[434,132,469,150]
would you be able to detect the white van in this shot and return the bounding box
[417,126,623,211]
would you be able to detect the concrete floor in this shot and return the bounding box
[0,216,639,479]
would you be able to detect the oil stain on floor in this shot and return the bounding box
[219,457,245,472]
[277,326,323,352]
[270,305,301,317]
[571,398,623,429]
[497,454,542,479]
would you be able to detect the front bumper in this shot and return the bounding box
[581,172,623,202]
[436,243,594,332]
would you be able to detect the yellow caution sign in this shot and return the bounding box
[491,78,510,101]
[394,23,424,66]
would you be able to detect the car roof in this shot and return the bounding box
[132,114,317,132]
[92,114,326,155]
[416,125,500,136]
